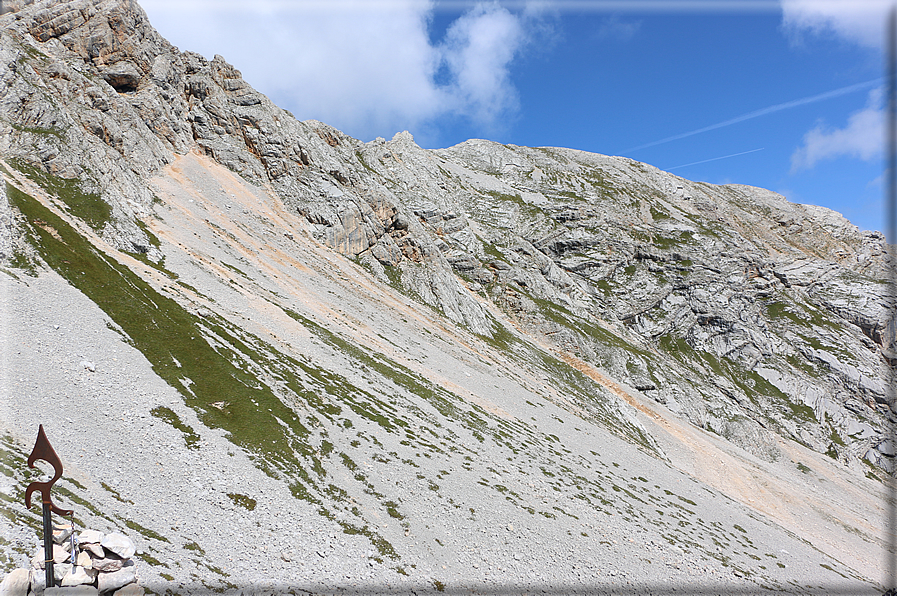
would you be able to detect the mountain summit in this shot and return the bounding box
[1,0,891,592]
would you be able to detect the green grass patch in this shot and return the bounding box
[184,541,204,553]
[483,242,506,261]
[121,518,170,543]
[227,493,256,511]
[151,407,201,450]
[650,206,670,220]
[101,482,133,505]
[136,552,167,567]
[10,159,111,232]
[8,248,39,276]
[10,121,66,140]
[652,231,693,250]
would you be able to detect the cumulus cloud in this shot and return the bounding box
[780,0,891,49]
[790,88,883,171]
[442,3,527,126]
[139,0,541,143]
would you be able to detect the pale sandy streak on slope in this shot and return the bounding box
[149,152,529,422]
[559,351,886,582]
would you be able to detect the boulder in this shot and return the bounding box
[29,570,44,596]
[89,556,123,573]
[81,543,104,558]
[61,565,96,587]
[77,530,104,545]
[76,552,92,570]
[53,564,71,583]
[100,534,135,559]
[52,525,74,545]
[96,560,136,594]
[0,568,31,596]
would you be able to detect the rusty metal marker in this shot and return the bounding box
[25,425,72,589]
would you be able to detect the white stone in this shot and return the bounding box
[77,530,104,545]
[61,566,95,587]
[96,561,136,594]
[82,543,104,558]
[76,552,92,570]
[112,585,144,596]
[89,556,122,573]
[52,525,74,545]
[100,534,135,559]
[32,545,70,569]
[53,564,71,583]
[0,568,31,596]
[29,570,45,596]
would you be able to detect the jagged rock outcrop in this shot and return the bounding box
[0,0,492,333]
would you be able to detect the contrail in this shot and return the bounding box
[624,79,883,154]
[667,147,764,171]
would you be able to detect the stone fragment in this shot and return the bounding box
[112,585,144,596]
[61,565,95,587]
[82,543,104,558]
[878,439,897,457]
[0,568,31,596]
[29,569,45,596]
[89,556,123,573]
[53,525,74,545]
[32,545,70,569]
[96,561,136,594]
[76,552,92,570]
[78,530,104,545]
[53,564,71,583]
[100,534,135,559]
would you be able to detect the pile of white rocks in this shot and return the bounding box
[0,525,142,596]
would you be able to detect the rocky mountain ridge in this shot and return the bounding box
[0,0,892,593]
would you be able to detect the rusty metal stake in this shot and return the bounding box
[25,425,72,589]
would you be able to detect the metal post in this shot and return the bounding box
[24,425,72,589]
[41,501,53,588]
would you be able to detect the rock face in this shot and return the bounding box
[0,0,892,592]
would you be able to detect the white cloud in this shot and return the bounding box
[780,0,891,49]
[442,3,527,126]
[139,0,541,143]
[790,88,883,171]
[593,15,641,41]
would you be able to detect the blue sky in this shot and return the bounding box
[139,0,889,235]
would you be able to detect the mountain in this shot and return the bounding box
[1,0,891,593]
